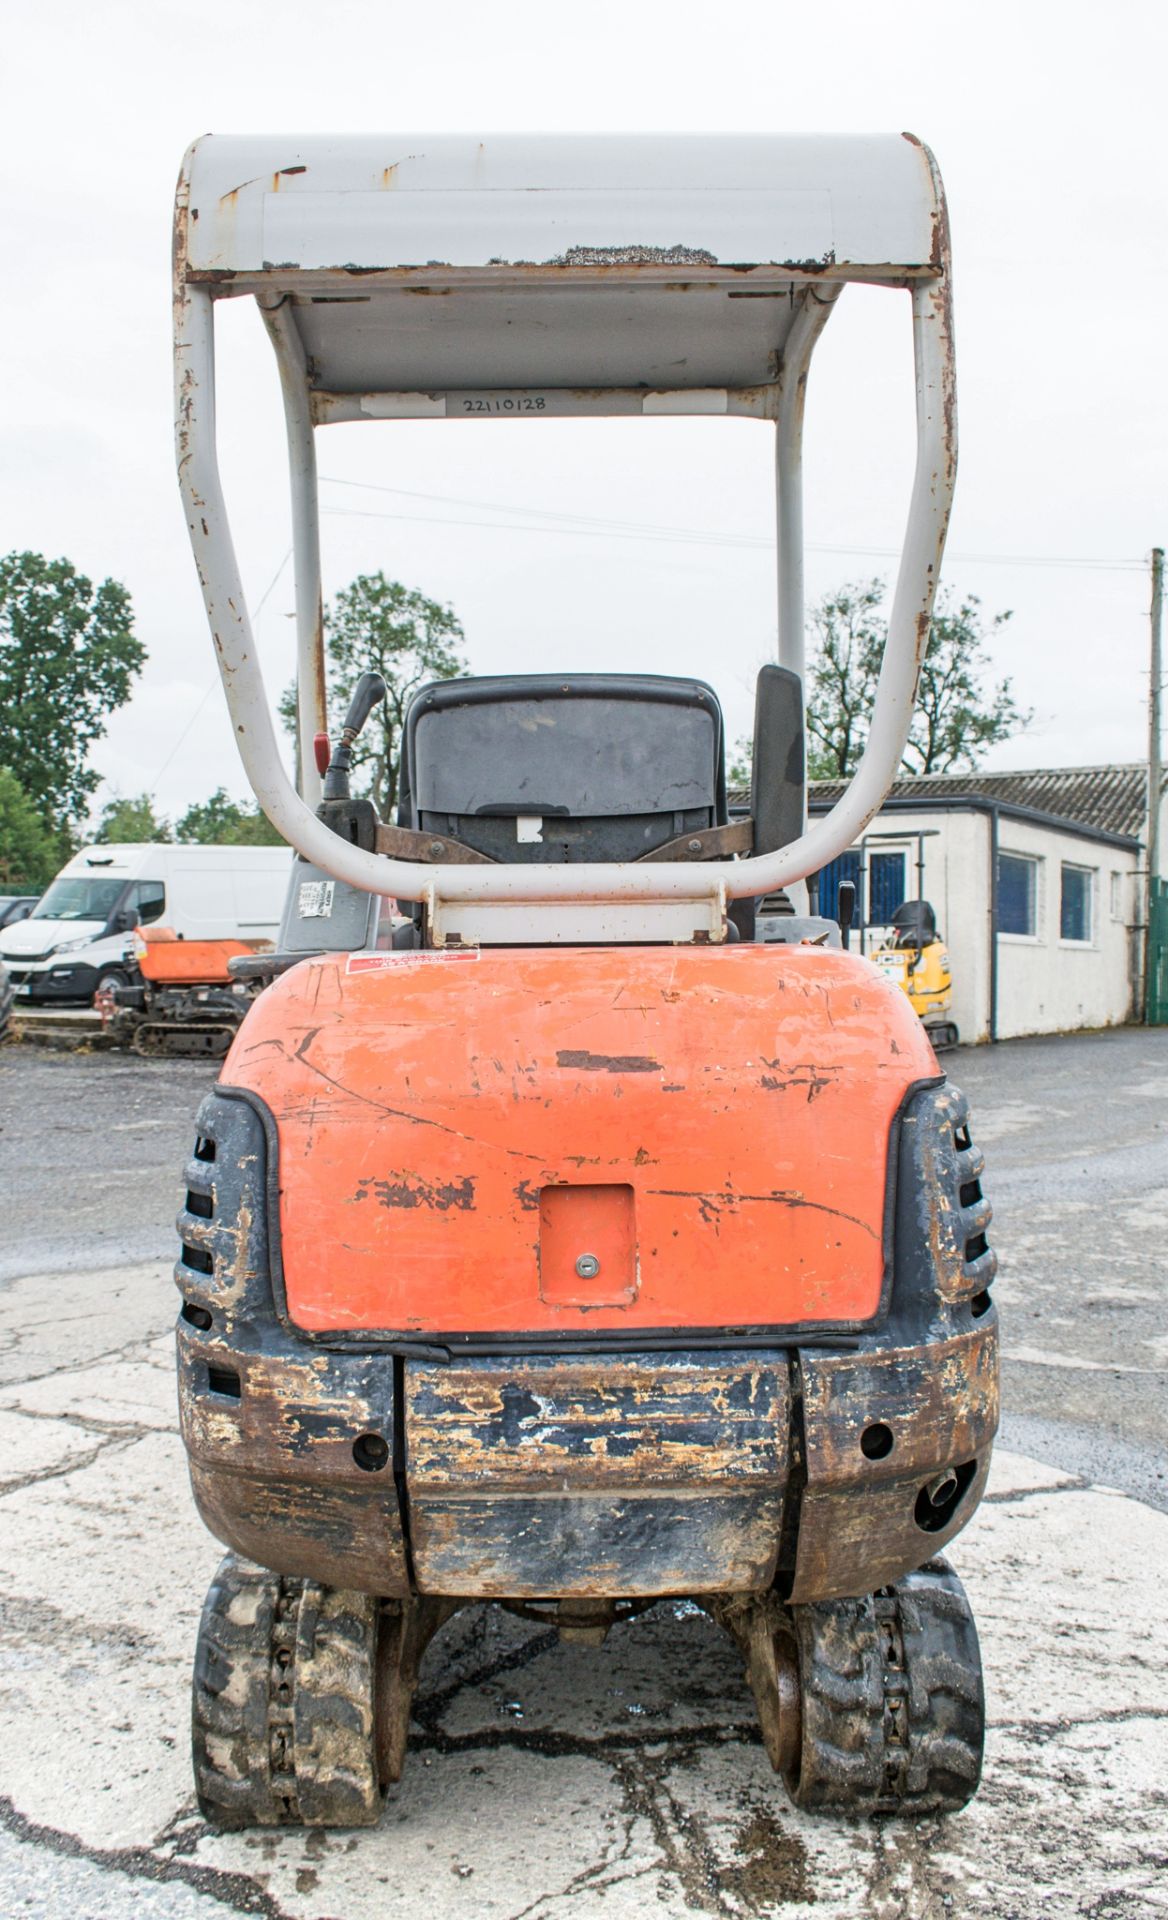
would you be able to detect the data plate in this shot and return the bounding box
[346,388,748,422]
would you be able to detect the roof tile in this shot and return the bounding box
[728,764,1160,840]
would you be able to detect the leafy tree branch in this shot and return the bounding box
[281,572,466,815]
[0,551,145,829]
[805,578,1029,778]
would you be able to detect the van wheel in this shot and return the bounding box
[94,967,129,1001]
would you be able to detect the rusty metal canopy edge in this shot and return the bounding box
[181,132,942,280]
[179,135,944,399]
[183,133,941,270]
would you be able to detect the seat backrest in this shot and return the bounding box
[891,898,938,946]
[400,674,726,864]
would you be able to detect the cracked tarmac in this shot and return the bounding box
[1,1031,1167,1917]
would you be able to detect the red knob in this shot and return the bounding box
[313,732,331,777]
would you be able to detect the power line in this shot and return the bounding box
[321,503,758,549]
[146,549,293,799]
[319,475,1145,573]
[323,474,737,544]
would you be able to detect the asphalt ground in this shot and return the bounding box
[0,1049,211,1285]
[0,1025,1166,1918]
[957,1028,1168,1509]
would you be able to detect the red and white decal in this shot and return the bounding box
[346,949,480,973]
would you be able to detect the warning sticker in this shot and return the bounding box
[346,949,480,973]
[298,880,335,919]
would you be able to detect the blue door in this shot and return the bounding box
[868,851,907,926]
[813,851,864,923]
[811,849,906,926]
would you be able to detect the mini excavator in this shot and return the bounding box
[872,900,960,1050]
[172,133,998,1826]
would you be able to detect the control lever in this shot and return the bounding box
[322,673,387,801]
[838,880,856,951]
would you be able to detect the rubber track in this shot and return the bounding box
[191,1554,381,1829]
[785,1556,984,1815]
[191,1558,289,1827]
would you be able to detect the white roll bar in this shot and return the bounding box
[173,134,956,915]
[259,297,327,808]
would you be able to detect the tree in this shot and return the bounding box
[726,740,752,791]
[282,573,466,816]
[805,580,885,779]
[0,552,145,829]
[0,767,62,890]
[805,578,1029,778]
[905,591,1026,776]
[94,793,171,843]
[176,788,283,846]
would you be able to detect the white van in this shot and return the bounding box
[0,843,292,1006]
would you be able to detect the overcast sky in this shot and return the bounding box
[2,0,1165,827]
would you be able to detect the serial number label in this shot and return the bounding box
[298,880,335,919]
[457,393,549,414]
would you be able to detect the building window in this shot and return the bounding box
[998,852,1039,937]
[869,850,907,925]
[1060,864,1094,943]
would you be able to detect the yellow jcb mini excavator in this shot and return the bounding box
[872,899,960,1050]
[171,132,998,1828]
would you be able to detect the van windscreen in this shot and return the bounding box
[33,879,125,922]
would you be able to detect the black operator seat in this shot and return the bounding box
[891,900,939,948]
[399,674,727,864]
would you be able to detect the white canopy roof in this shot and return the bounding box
[179,134,944,406]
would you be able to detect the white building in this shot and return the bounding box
[800,764,1168,1043]
[766,765,1165,1044]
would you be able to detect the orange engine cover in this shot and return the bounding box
[224,945,937,1337]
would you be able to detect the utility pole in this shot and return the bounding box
[1150,547,1163,891]
[1147,547,1163,1022]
